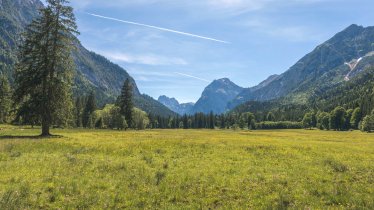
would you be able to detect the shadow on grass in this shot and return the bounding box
[0,135,63,140]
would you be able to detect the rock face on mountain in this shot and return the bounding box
[192,78,243,114]
[229,24,374,109]
[0,0,175,117]
[158,96,194,115]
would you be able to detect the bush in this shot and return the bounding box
[92,104,130,130]
[132,108,150,130]
[361,115,374,132]
[302,112,315,129]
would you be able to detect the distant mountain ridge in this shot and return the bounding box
[157,96,194,115]
[0,0,175,117]
[159,78,243,115]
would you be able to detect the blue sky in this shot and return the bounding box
[58,0,374,102]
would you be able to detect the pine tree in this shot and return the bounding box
[117,78,133,128]
[0,75,12,123]
[329,106,346,131]
[209,111,215,129]
[182,114,188,129]
[344,109,354,130]
[316,112,330,130]
[14,0,78,136]
[87,115,94,129]
[82,92,96,127]
[350,108,362,129]
[75,97,83,127]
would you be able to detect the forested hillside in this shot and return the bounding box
[313,67,374,116]
[0,0,43,81]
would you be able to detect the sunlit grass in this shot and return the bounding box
[0,126,373,209]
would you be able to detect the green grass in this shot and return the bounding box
[0,126,373,209]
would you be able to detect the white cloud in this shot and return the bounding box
[71,0,334,14]
[206,0,266,13]
[98,51,188,66]
[239,18,323,42]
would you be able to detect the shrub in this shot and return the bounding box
[361,115,374,132]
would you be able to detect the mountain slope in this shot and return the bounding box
[313,67,374,116]
[0,0,44,80]
[158,95,194,115]
[0,0,175,117]
[232,66,374,121]
[229,24,374,109]
[192,78,243,114]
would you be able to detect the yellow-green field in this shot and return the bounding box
[0,126,373,209]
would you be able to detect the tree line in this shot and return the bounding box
[302,107,374,132]
[147,111,303,130]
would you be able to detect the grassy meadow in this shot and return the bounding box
[0,126,373,209]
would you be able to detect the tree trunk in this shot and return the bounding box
[41,119,50,136]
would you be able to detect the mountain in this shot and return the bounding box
[232,66,374,121]
[0,0,175,117]
[229,24,374,109]
[192,78,243,114]
[158,95,194,115]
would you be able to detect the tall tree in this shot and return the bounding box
[344,109,354,130]
[82,92,96,127]
[14,0,78,136]
[0,75,12,123]
[182,114,188,129]
[117,78,134,128]
[209,111,215,129]
[75,97,83,127]
[316,112,330,130]
[350,108,362,129]
[329,106,346,131]
[302,112,314,129]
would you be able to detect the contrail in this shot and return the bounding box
[175,72,210,83]
[85,12,230,44]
